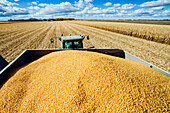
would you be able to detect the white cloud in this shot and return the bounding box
[14,0,19,1]
[113,4,121,7]
[4,6,27,13]
[131,8,154,17]
[0,6,28,16]
[120,10,127,14]
[139,0,170,7]
[104,2,112,6]
[0,0,28,17]
[38,3,49,7]
[132,6,164,17]
[162,9,170,16]
[35,0,94,17]
[88,7,102,14]
[123,7,170,18]
[134,9,147,14]
[77,7,90,15]
[74,0,85,8]
[151,9,170,17]
[87,3,94,8]
[28,6,40,10]
[32,1,38,5]
[102,7,117,14]
[74,0,94,9]
[0,0,19,6]
[85,0,93,3]
[119,4,136,10]
[35,2,79,16]
[69,4,118,18]
[75,6,117,16]
[150,6,164,10]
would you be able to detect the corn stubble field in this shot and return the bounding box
[0,21,169,71]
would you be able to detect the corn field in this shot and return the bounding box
[70,21,170,44]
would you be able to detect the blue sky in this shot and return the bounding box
[0,0,170,20]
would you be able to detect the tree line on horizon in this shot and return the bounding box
[8,18,75,21]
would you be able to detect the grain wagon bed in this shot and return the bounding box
[0,49,169,86]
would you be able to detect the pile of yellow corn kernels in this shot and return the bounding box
[0,50,169,112]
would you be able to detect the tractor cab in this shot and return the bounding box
[60,35,88,48]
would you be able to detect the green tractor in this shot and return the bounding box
[50,34,91,48]
[59,35,90,48]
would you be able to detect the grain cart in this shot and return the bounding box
[0,35,169,86]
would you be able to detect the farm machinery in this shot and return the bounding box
[59,35,89,49]
[50,35,90,49]
[0,35,169,85]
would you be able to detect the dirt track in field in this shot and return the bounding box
[0,21,169,72]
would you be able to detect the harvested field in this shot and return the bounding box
[0,50,169,112]
[0,21,169,72]
[70,21,170,44]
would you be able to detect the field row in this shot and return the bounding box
[0,21,169,72]
[69,21,170,44]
